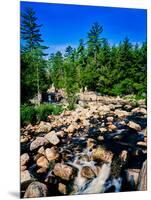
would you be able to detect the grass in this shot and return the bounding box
[21,103,63,126]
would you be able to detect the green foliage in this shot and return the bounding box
[21,104,37,126]
[21,7,49,104]
[21,104,63,126]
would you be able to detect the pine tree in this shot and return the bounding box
[21,7,48,104]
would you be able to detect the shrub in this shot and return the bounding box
[35,103,63,122]
[21,103,63,126]
[21,104,37,126]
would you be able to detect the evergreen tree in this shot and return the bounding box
[21,7,49,104]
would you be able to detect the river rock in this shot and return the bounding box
[36,156,49,169]
[132,108,147,115]
[92,147,113,163]
[30,137,48,151]
[81,166,96,179]
[44,131,60,145]
[137,160,147,191]
[37,167,47,174]
[21,136,29,143]
[127,121,141,131]
[107,116,114,122]
[108,124,117,131]
[99,127,107,133]
[45,147,59,161]
[114,109,129,118]
[21,170,34,189]
[35,121,52,133]
[58,183,67,194]
[24,181,48,198]
[66,124,76,133]
[53,163,74,181]
[21,165,27,171]
[38,146,45,155]
[137,141,147,147]
[21,153,30,166]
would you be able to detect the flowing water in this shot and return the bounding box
[68,147,122,195]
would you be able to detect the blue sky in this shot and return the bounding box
[20,1,147,55]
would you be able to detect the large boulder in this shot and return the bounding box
[30,137,48,151]
[21,153,30,166]
[92,146,113,163]
[44,131,60,145]
[35,121,52,133]
[21,170,34,189]
[24,181,48,198]
[58,183,67,194]
[132,108,147,115]
[127,121,141,132]
[53,163,75,181]
[36,156,49,169]
[81,166,96,179]
[114,109,129,119]
[45,147,59,161]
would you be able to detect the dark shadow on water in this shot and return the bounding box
[8,191,20,198]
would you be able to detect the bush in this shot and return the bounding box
[35,104,63,122]
[21,104,37,126]
[21,103,63,126]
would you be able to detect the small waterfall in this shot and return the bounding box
[68,147,122,195]
[77,163,111,194]
[105,177,122,192]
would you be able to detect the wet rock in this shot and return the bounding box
[137,141,147,147]
[99,127,107,133]
[108,124,117,131]
[30,137,48,151]
[53,163,75,181]
[137,160,147,191]
[81,166,96,179]
[45,147,59,161]
[35,121,52,133]
[24,181,48,198]
[132,108,147,115]
[58,183,67,194]
[37,167,47,174]
[92,146,113,163]
[120,150,128,162]
[44,131,60,145]
[21,170,34,189]
[127,121,141,131]
[21,153,30,166]
[36,156,49,169]
[97,135,104,141]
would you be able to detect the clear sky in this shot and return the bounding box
[20,1,147,55]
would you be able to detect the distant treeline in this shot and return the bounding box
[21,7,147,105]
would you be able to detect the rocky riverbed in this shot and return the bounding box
[20,93,147,198]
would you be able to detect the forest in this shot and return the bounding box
[21,8,147,109]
